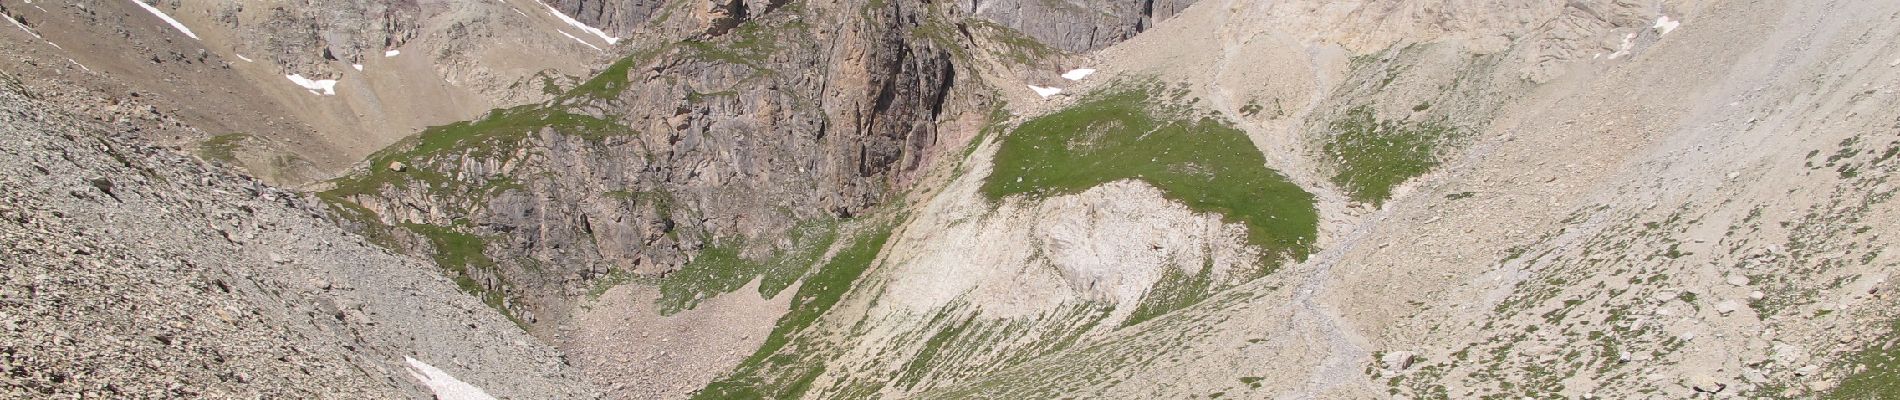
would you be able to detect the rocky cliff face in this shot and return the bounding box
[959,0,1198,52]
[544,0,671,35]
[197,0,422,78]
[323,0,976,330]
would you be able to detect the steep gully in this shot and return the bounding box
[1196,0,1377,397]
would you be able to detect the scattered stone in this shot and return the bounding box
[1654,290,1679,302]
[1688,374,1727,393]
[1382,351,1418,371]
[1809,379,1837,391]
[1796,365,1820,376]
[1743,369,1768,383]
[387,161,406,172]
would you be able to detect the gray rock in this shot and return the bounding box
[1382,350,1417,371]
[957,0,1200,52]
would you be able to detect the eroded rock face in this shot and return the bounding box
[959,0,1198,52]
[332,0,976,329]
[199,0,422,77]
[544,0,671,35]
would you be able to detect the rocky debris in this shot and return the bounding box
[0,86,597,397]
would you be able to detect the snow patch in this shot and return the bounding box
[233,54,253,62]
[538,2,619,45]
[1028,85,1063,98]
[1653,16,1680,35]
[556,30,603,52]
[128,0,198,40]
[1607,33,1636,60]
[352,64,364,71]
[403,357,497,400]
[1062,68,1097,81]
[385,49,401,57]
[285,74,338,96]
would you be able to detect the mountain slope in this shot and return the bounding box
[11,0,1900,399]
[0,0,609,185]
[0,83,596,398]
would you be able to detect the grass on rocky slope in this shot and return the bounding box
[326,104,628,198]
[654,219,839,315]
[1322,105,1459,206]
[981,84,1319,268]
[1827,321,1900,399]
[196,133,248,164]
[397,222,520,325]
[694,223,895,399]
[1121,261,1217,326]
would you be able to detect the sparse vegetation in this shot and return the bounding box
[1123,262,1215,326]
[399,222,519,325]
[654,219,840,315]
[326,103,631,199]
[695,223,895,399]
[196,133,248,164]
[1322,105,1460,206]
[1828,321,1900,399]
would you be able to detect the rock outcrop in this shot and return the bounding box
[323,0,979,331]
[959,0,1198,52]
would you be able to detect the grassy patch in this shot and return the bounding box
[654,219,840,315]
[326,104,630,198]
[982,83,1318,268]
[1828,321,1900,399]
[1123,261,1216,326]
[681,16,800,69]
[315,192,401,248]
[398,222,517,323]
[694,223,896,399]
[563,44,675,100]
[197,133,248,164]
[966,19,1060,64]
[1322,106,1460,206]
[895,313,977,389]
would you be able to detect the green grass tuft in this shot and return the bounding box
[695,223,896,399]
[654,220,840,315]
[398,222,518,324]
[1828,321,1900,399]
[197,133,248,164]
[982,83,1319,268]
[1322,106,1459,206]
[326,104,631,199]
[1123,261,1216,327]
